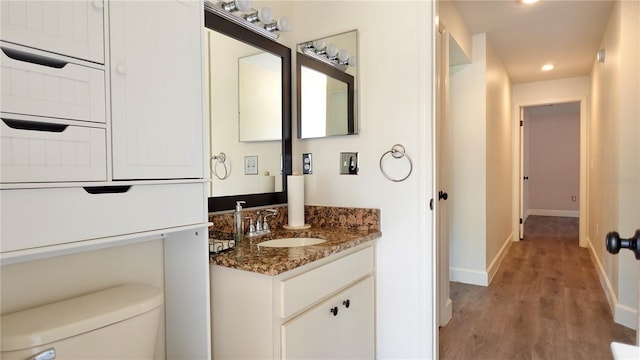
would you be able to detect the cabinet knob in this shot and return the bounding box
[116,64,127,75]
[330,306,338,316]
[342,299,350,308]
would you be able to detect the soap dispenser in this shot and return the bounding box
[234,201,246,242]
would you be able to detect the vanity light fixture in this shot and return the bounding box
[204,0,291,40]
[298,41,354,72]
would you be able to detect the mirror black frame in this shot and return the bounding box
[296,52,355,138]
[205,9,292,212]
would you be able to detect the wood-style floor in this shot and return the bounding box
[439,216,636,360]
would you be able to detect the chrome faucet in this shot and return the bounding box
[246,209,278,237]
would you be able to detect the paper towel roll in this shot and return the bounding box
[287,175,305,227]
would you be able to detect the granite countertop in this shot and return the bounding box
[209,227,381,276]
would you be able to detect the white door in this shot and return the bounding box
[435,24,452,326]
[519,107,525,240]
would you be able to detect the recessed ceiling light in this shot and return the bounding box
[521,0,540,4]
[541,64,554,71]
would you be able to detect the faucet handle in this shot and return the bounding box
[245,217,255,234]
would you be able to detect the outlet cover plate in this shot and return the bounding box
[303,153,312,174]
[340,152,358,175]
[244,155,258,175]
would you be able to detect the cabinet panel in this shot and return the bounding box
[281,293,339,359]
[0,116,106,183]
[0,43,106,124]
[1,183,205,253]
[280,246,373,318]
[0,0,105,64]
[281,276,374,360]
[109,1,203,180]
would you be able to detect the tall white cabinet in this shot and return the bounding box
[109,1,203,180]
[1,1,210,359]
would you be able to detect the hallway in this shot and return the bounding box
[439,216,636,359]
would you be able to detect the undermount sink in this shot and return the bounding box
[257,237,326,248]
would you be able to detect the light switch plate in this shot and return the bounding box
[303,153,312,174]
[244,155,258,175]
[340,152,358,175]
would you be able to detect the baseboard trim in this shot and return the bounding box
[527,209,579,218]
[487,233,513,285]
[449,267,488,286]
[450,234,513,287]
[588,236,637,330]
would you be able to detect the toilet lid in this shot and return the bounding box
[1,284,163,351]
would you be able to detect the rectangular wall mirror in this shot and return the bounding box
[297,30,359,139]
[204,9,292,212]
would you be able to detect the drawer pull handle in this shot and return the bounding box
[83,186,132,194]
[342,299,350,308]
[1,118,68,133]
[330,306,338,316]
[1,47,68,69]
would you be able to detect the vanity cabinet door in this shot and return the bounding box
[281,276,374,359]
[109,1,203,180]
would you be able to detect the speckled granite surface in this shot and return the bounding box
[209,206,381,275]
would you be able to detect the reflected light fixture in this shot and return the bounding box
[298,41,355,72]
[541,64,554,71]
[205,0,291,40]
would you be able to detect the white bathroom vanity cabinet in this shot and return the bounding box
[211,243,375,359]
[1,1,210,358]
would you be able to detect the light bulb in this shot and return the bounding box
[326,44,338,58]
[313,39,325,51]
[338,49,350,62]
[276,17,291,32]
[223,0,252,12]
[257,7,273,23]
[348,55,357,67]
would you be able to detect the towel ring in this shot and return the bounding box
[379,144,413,182]
[211,152,229,180]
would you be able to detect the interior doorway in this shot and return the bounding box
[519,102,581,239]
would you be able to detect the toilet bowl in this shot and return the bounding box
[1,284,163,360]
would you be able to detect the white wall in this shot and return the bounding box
[589,0,640,329]
[449,34,487,283]
[290,2,434,357]
[484,36,513,273]
[526,110,580,214]
[448,33,512,286]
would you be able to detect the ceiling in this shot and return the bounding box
[451,0,614,84]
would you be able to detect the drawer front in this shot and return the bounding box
[1,117,106,183]
[280,246,374,319]
[0,183,206,253]
[0,0,105,63]
[0,43,106,124]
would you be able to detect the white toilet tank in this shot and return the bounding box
[1,284,163,360]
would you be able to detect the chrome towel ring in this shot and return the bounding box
[211,152,229,180]
[379,144,413,182]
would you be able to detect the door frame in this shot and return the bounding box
[512,96,589,247]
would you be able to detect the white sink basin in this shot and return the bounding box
[257,237,326,248]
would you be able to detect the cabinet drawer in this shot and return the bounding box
[0,43,106,124]
[0,183,206,253]
[1,117,106,183]
[0,0,105,64]
[280,246,374,319]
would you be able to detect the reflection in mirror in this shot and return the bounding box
[239,52,281,142]
[297,30,358,139]
[204,9,291,212]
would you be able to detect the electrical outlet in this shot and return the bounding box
[340,152,358,175]
[244,155,258,175]
[571,195,577,202]
[303,153,312,174]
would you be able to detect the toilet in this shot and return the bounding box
[1,284,163,360]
